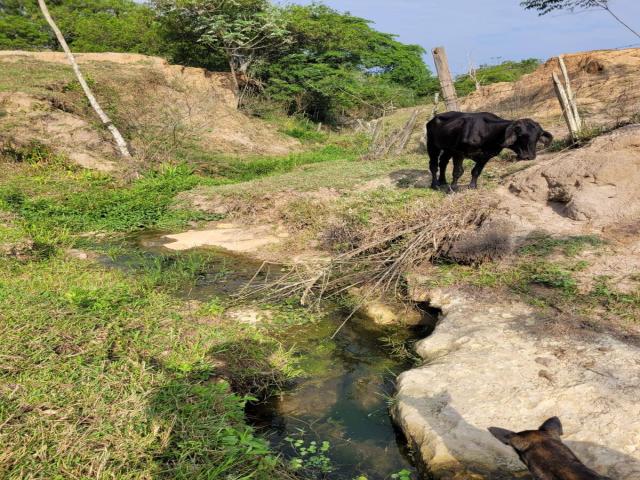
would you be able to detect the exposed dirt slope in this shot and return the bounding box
[495,124,640,236]
[0,51,298,170]
[382,48,640,154]
[461,48,640,136]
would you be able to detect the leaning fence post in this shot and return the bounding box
[432,47,459,111]
[552,71,578,140]
[558,55,582,131]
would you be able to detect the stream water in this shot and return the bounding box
[100,233,435,480]
[245,313,429,480]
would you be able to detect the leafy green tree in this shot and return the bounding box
[154,0,289,95]
[0,0,162,53]
[454,58,540,97]
[0,0,53,49]
[258,4,437,122]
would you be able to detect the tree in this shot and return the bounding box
[37,0,131,158]
[257,4,437,122]
[521,0,640,40]
[454,58,540,97]
[1,0,162,53]
[154,0,289,97]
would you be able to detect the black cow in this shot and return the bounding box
[426,111,553,190]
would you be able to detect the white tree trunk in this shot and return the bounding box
[37,0,132,158]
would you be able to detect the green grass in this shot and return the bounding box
[427,235,639,324]
[0,243,301,479]
[208,145,360,182]
[518,234,604,257]
[0,163,222,238]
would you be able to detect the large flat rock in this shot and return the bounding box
[392,289,640,479]
[162,223,289,253]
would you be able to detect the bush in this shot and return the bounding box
[455,59,540,97]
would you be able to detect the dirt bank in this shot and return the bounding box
[461,48,640,137]
[0,51,299,170]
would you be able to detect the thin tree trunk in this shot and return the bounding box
[37,0,131,158]
[226,51,240,108]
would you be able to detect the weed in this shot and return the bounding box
[1,140,71,168]
[285,435,333,474]
[0,163,220,234]
[522,261,577,295]
[391,469,414,480]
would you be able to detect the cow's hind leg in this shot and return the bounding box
[451,154,465,190]
[438,151,453,186]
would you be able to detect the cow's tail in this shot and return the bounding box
[425,118,441,160]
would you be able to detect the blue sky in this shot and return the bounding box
[277,0,640,74]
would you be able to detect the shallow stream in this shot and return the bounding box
[101,233,435,480]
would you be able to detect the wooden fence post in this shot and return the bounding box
[552,71,578,139]
[432,47,459,111]
[431,91,440,118]
[558,55,582,131]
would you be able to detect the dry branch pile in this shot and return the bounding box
[246,191,497,307]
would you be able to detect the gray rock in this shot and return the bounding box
[392,289,640,479]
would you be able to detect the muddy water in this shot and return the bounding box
[102,234,432,480]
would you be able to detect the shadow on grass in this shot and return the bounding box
[148,338,297,479]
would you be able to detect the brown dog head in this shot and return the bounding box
[489,417,611,480]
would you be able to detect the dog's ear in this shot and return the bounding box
[540,130,554,147]
[539,417,563,438]
[509,434,533,452]
[502,123,518,147]
[489,427,533,452]
[488,427,516,445]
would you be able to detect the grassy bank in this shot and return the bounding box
[423,234,640,329]
[0,243,305,479]
[0,143,360,478]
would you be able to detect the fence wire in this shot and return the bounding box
[458,50,640,136]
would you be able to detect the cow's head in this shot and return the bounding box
[502,119,553,161]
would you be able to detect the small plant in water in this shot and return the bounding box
[285,435,332,474]
[391,469,413,480]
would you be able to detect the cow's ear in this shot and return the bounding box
[539,417,563,437]
[502,123,518,147]
[540,130,553,147]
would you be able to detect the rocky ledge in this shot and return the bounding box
[392,288,640,479]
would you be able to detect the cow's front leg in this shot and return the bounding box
[469,157,491,189]
[451,155,465,190]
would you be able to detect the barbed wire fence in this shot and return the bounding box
[457,51,640,138]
